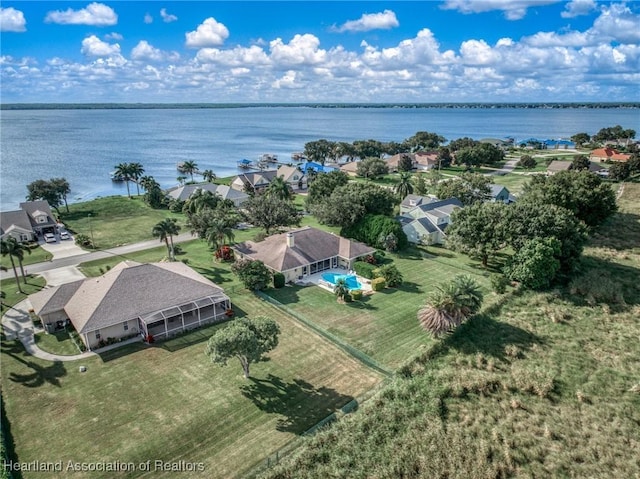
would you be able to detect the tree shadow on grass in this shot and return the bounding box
[590,212,640,251]
[265,286,305,306]
[192,265,235,286]
[396,247,425,260]
[396,281,423,294]
[3,341,67,388]
[346,295,377,311]
[240,374,354,434]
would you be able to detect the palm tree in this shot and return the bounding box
[417,275,483,337]
[202,169,216,183]
[205,219,235,253]
[152,218,181,260]
[129,162,145,195]
[181,160,198,182]
[394,172,414,199]
[266,176,292,201]
[114,163,133,198]
[333,277,350,303]
[138,175,158,192]
[177,175,187,185]
[1,238,30,292]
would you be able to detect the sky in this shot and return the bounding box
[1,1,639,103]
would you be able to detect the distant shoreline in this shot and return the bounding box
[2,102,639,111]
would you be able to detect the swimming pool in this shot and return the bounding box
[321,273,362,290]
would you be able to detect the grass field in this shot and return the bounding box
[60,196,182,249]
[1,292,382,479]
[266,247,490,369]
[260,183,640,479]
[0,244,50,270]
[0,275,46,310]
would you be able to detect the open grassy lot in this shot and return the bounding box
[266,248,490,370]
[60,196,182,249]
[1,293,382,479]
[261,185,640,479]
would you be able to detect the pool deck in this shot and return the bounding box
[295,268,372,292]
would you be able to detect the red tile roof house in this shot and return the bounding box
[233,226,376,283]
[589,148,631,162]
[29,261,231,350]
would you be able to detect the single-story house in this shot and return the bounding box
[414,151,440,170]
[1,200,58,243]
[230,170,278,193]
[29,261,231,350]
[233,226,376,283]
[385,153,416,172]
[489,184,515,204]
[589,148,631,163]
[546,160,604,175]
[166,183,249,207]
[398,196,463,245]
[299,161,338,175]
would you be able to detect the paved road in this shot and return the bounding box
[486,158,519,176]
[1,232,197,280]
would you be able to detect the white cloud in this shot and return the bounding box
[272,70,304,89]
[0,7,26,32]
[81,35,121,57]
[591,3,640,44]
[334,10,399,33]
[269,34,326,66]
[185,18,229,48]
[45,2,117,26]
[196,45,269,66]
[144,13,153,24]
[105,32,123,41]
[442,0,560,20]
[160,8,177,23]
[561,0,596,18]
[131,41,164,62]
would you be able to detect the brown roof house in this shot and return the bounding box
[589,148,631,163]
[234,226,375,282]
[29,261,231,350]
[546,160,604,175]
[230,170,279,194]
[1,200,58,243]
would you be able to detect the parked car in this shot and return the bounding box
[60,231,71,240]
[44,233,56,243]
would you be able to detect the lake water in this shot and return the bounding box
[1,106,638,210]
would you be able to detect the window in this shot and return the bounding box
[95,331,101,339]
[124,324,129,331]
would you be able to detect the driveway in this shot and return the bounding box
[487,159,519,176]
[39,236,86,260]
[39,266,86,287]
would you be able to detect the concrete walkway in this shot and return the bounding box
[2,299,96,362]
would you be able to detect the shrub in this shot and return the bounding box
[375,264,403,287]
[350,289,363,300]
[371,277,386,291]
[354,261,377,279]
[490,273,509,294]
[231,259,272,291]
[341,214,408,250]
[273,272,285,289]
[215,245,235,262]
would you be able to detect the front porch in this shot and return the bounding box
[139,293,231,341]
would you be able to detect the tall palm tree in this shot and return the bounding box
[394,172,414,199]
[333,278,350,303]
[417,275,483,337]
[152,218,181,260]
[114,163,133,198]
[138,175,158,192]
[181,160,198,182]
[266,176,292,200]
[129,162,145,195]
[202,169,216,183]
[1,238,29,292]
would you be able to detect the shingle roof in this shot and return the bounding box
[166,183,249,202]
[19,200,56,226]
[234,226,375,273]
[235,170,278,187]
[30,281,83,316]
[401,194,433,208]
[416,198,463,213]
[0,210,33,236]
[60,261,226,334]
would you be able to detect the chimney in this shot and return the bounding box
[286,232,294,248]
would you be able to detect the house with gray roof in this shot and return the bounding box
[29,261,231,350]
[1,200,58,243]
[234,226,375,283]
[166,182,249,207]
[489,184,515,204]
[398,196,463,245]
[230,170,279,194]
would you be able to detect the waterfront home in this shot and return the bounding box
[234,226,375,283]
[276,164,307,190]
[546,160,604,175]
[385,153,416,172]
[230,170,279,194]
[414,151,440,170]
[398,196,463,245]
[29,261,231,350]
[0,200,58,243]
[166,183,249,207]
[339,161,360,177]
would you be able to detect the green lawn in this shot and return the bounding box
[60,196,183,249]
[1,292,382,479]
[266,247,490,369]
[34,330,80,356]
[0,275,46,311]
[0,244,50,270]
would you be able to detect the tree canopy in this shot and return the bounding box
[504,237,561,290]
[454,143,504,168]
[231,259,272,291]
[205,316,280,378]
[356,157,389,180]
[244,195,301,235]
[434,172,492,206]
[26,178,70,215]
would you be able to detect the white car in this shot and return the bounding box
[60,231,71,240]
[44,233,56,243]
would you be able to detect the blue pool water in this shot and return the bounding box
[322,273,362,290]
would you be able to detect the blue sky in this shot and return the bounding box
[1,1,639,103]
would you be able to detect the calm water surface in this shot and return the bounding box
[2,107,638,210]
